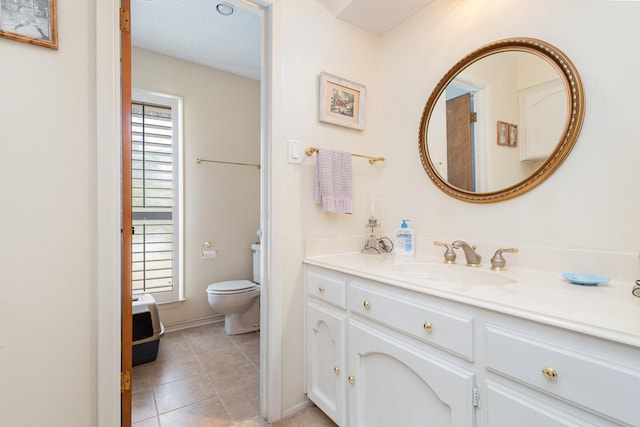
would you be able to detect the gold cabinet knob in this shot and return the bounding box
[333,367,340,375]
[363,300,371,309]
[348,375,355,384]
[423,321,433,332]
[542,366,558,381]
[318,285,325,293]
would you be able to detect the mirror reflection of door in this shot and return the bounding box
[421,43,581,202]
[446,92,474,191]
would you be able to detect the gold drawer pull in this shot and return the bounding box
[348,375,355,384]
[363,300,371,309]
[423,321,433,332]
[334,367,340,375]
[542,366,558,381]
[318,285,325,293]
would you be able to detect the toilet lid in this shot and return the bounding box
[207,280,256,294]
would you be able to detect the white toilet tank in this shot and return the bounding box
[251,243,261,284]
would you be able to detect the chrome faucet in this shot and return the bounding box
[451,240,482,267]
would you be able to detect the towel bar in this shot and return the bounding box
[305,146,384,165]
[195,158,260,169]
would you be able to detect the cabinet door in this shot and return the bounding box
[306,302,346,426]
[348,320,475,427]
[486,382,611,427]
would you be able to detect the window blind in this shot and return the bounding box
[131,102,175,295]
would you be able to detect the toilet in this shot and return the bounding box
[207,243,261,335]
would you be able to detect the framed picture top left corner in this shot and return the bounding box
[0,0,58,50]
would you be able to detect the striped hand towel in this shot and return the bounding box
[315,148,353,214]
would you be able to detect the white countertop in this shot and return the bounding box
[304,252,640,348]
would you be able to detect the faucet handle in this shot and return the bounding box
[434,241,456,264]
[490,248,518,271]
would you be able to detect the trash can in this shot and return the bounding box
[132,294,164,366]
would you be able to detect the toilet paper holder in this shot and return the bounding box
[201,241,218,259]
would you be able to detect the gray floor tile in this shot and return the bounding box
[132,322,335,426]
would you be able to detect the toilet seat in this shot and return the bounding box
[207,280,258,295]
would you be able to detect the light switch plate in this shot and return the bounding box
[288,139,302,164]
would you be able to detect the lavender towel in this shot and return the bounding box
[315,149,353,214]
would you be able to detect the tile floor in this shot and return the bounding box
[132,322,336,427]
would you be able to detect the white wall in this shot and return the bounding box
[376,0,640,253]
[132,48,261,327]
[272,0,381,412]
[274,0,640,415]
[0,2,97,425]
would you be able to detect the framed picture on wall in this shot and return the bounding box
[497,121,508,146]
[318,71,366,131]
[508,123,518,147]
[0,0,58,50]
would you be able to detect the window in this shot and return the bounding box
[131,89,183,304]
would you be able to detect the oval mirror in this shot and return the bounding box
[418,38,585,203]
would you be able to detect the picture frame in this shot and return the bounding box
[0,0,58,50]
[508,123,518,147]
[318,71,366,131]
[497,121,508,146]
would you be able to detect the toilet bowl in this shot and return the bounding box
[207,243,260,335]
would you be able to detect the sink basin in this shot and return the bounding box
[390,262,517,286]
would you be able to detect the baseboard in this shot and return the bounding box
[280,399,313,419]
[162,315,224,333]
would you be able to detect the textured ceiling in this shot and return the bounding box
[131,0,262,80]
[132,0,431,80]
[328,0,433,36]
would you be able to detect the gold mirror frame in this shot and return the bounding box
[418,38,585,203]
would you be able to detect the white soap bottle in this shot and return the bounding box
[395,220,414,256]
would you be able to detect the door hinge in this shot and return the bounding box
[121,370,131,393]
[472,386,480,407]
[120,8,130,32]
[470,112,477,123]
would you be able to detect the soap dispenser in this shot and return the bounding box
[395,220,415,256]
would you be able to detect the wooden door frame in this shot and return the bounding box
[95,1,279,425]
[120,0,133,425]
[96,1,126,425]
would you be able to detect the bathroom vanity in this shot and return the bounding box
[304,253,640,427]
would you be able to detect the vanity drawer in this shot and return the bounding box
[306,270,348,309]
[349,282,474,360]
[486,325,640,426]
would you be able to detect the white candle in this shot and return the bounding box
[369,195,376,217]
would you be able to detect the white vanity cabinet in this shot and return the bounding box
[305,266,477,427]
[347,278,476,427]
[484,322,640,427]
[305,262,640,427]
[305,269,348,426]
[347,319,475,427]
